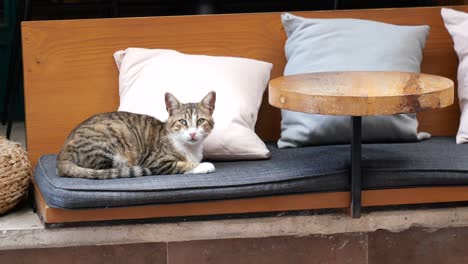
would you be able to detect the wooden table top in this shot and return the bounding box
[268,71,454,116]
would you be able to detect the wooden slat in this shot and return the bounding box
[34,187,349,223]
[362,186,468,206]
[22,6,468,167]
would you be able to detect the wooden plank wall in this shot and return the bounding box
[22,6,467,166]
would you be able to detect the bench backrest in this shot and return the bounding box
[22,6,467,166]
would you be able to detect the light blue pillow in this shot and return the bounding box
[278,13,431,148]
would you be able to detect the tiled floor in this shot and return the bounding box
[0,243,167,264]
[168,235,367,264]
[3,227,468,263]
[368,227,468,264]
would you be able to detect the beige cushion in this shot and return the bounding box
[442,8,468,144]
[114,48,273,160]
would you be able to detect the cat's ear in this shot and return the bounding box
[200,91,216,114]
[165,92,181,115]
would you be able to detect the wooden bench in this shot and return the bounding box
[22,5,468,225]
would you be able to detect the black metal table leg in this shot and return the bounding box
[5,0,31,139]
[333,0,340,10]
[112,0,120,17]
[351,116,362,218]
[2,1,22,126]
[196,0,216,14]
[2,28,20,128]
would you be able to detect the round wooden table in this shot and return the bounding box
[269,71,454,218]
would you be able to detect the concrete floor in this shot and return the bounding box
[4,204,468,250]
[0,121,26,148]
[4,204,468,264]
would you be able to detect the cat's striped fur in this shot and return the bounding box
[56,91,216,179]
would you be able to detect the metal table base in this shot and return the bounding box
[351,116,362,218]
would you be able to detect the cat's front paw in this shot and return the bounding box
[188,162,215,174]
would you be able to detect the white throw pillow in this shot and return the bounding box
[114,48,273,160]
[442,8,468,144]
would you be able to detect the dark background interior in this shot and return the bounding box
[0,0,465,123]
[27,0,448,19]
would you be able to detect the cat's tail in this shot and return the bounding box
[56,159,153,179]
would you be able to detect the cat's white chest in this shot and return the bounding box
[170,138,203,163]
[185,149,202,163]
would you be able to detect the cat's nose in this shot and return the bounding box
[189,132,196,138]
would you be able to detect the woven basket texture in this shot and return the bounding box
[0,137,31,215]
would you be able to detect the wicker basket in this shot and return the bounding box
[0,137,31,215]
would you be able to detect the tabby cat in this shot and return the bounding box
[56,91,216,179]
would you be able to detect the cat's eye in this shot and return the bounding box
[178,119,187,126]
[196,118,205,126]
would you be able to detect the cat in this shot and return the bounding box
[56,91,216,179]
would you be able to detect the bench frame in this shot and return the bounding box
[34,186,468,225]
[22,5,468,225]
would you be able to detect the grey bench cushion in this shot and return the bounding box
[362,137,468,189]
[35,144,350,209]
[34,137,468,209]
